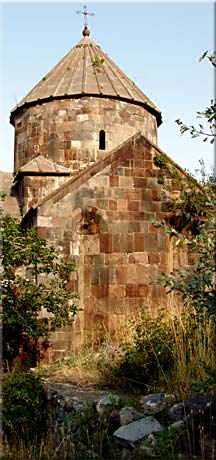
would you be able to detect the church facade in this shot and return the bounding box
[3,26,195,362]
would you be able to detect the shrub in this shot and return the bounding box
[2,371,47,444]
[98,308,216,396]
[106,311,175,392]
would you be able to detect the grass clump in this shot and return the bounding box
[97,308,216,397]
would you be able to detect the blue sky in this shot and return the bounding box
[1,1,215,175]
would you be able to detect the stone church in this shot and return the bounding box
[1,25,196,362]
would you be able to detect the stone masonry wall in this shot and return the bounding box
[35,134,188,362]
[14,97,157,174]
[17,175,71,216]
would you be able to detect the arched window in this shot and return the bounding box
[99,130,105,150]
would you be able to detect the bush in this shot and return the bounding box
[107,312,175,391]
[2,371,47,444]
[98,308,216,396]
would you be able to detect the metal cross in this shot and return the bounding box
[76,5,95,27]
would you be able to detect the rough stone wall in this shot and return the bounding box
[35,134,188,362]
[17,175,71,216]
[0,172,21,219]
[14,97,157,173]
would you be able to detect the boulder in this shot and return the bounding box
[169,402,184,422]
[113,416,162,448]
[119,406,144,425]
[180,394,216,455]
[95,393,119,415]
[170,420,185,433]
[140,393,176,415]
[184,394,216,433]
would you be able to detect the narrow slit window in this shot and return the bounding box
[99,130,106,150]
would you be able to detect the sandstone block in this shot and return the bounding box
[134,233,144,252]
[100,234,112,253]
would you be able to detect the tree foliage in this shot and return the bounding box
[160,222,215,320]
[159,160,215,321]
[3,371,47,444]
[161,51,215,321]
[0,213,79,368]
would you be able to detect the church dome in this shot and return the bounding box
[11,27,162,174]
[10,28,162,127]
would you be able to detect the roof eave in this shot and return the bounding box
[10,93,162,127]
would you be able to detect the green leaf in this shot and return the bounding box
[199,50,208,62]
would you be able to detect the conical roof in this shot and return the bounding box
[10,27,162,126]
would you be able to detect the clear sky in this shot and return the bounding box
[1,1,215,175]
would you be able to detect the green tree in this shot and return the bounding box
[0,213,79,369]
[159,51,215,320]
[159,217,215,320]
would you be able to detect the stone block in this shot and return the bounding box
[76,114,89,122]
[128,222,140,233]
[112,234,121,252]
[99,267,110,285]
[93,254,105,265]
[134,178,147,188]
[119,233,131,252]
[126,264,138,284]
[119,176,133,188]
[115,265,127,284]
[142,189,151,201]
[138,284,148,296]
[140,222,149,232]
[144,233,158,252]
[145,212,154,222]
[83,269,90,286]
[37,226,47,238]
[109,285,126,298]
[37,216,52,227]
[128,253,148,264]
[105,253,128,265]
[91,284,109,298]
[148,253,160,264]
[141,201,153,212]
[134,233,144,252]
[112,188,126,200]
[151,189,161,201]
[84,255,94,267]
[100,234,112,253]
[117,200,127,210]
[91,267,100,285]
[97,199,109,209]
[127,200,140,212]
[127,189,141,201]
[85,235,100,254]
[126,284,139,297]
[135,264,148,281]
[112,221,128,234]
[148,222,160,233]
[108,200,117,211]
[109,176,119,187]
[90,175,109,188]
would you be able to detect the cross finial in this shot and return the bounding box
[76,5,95,28]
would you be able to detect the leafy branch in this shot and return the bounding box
[175,51,216,144]
[1,214,79,368]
